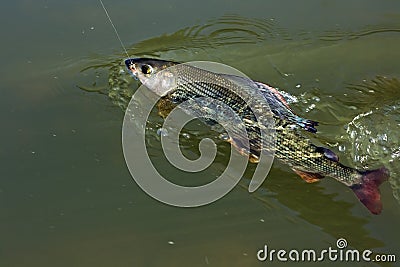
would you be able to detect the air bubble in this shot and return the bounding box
[219,133,230,141]
[181,133,191,139]
[157,128,169,137]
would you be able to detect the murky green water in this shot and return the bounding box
[1,1,400,266]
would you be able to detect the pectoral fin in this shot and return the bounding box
[293,169,324,183]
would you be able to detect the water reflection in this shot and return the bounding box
[250,168,384,250]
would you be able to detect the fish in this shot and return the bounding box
[125,57,389,215]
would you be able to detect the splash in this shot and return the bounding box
[346,108,400,200]
[343,78,400,202]
[291,77,400,203]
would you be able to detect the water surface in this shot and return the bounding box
[1,1,400,266]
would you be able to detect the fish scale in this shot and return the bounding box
[125,58,390,214]
[157,64,361,185]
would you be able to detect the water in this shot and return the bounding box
[1,1,400,266]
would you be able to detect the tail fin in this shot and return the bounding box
[350,167,389,215]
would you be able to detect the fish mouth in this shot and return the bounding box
[124,58,137,76]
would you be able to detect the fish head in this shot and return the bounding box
[125,58,180,96]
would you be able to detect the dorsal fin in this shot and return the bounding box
[257,82,292,110]
[255,82,319,133]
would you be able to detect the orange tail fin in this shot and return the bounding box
[350,167,389,215]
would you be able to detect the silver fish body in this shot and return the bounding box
[125,58,389,214]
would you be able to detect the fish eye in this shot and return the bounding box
[141,64,153,75]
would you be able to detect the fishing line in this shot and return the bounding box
[98,0,131,58]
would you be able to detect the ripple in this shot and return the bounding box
[319,25,400,41]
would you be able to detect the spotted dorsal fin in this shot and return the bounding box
[257,82,292,110]
[254,82,319,133]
